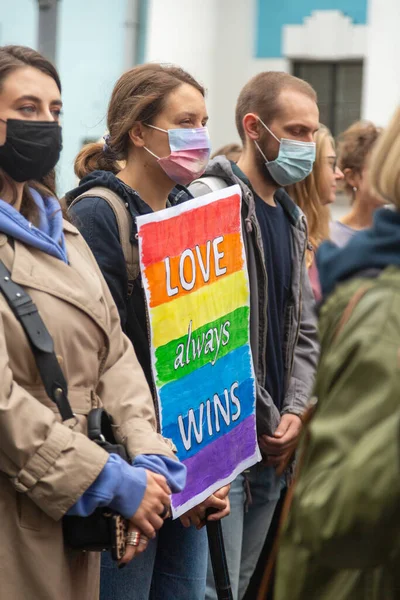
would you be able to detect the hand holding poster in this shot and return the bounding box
[137,184,260,517]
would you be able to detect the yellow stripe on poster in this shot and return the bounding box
[150,269,249,348]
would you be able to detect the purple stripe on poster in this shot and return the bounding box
[173,415,257,509]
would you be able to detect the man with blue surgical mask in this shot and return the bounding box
[189,71,320,600]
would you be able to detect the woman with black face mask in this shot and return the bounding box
[0,45,182,600]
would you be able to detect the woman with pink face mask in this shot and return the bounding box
[66,63,230,600]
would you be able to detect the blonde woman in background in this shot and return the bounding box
[331,120,382,247]
[288,125,343,301]
[211,143,242,162]
[275,106,400,600]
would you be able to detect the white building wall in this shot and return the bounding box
[362,0,400,126]
[146,0,400,147]
[146,0,289,151]
[211,0,256,149]
[146,2,371,150]
[146,0,216,83]
[0,0,129,194]
[146,0,218,135]
[57,0,127,194]
[4,0,399,191]
[283,10,366,60]
[211,0,289,148]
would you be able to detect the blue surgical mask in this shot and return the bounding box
[255,117,316,186]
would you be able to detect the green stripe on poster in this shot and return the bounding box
[155,306,250,386]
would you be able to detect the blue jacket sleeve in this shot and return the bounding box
[67,454,147,519]
[132,455,186,492]
[67,454,187,518]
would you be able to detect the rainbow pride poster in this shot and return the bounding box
[137,184,260,517]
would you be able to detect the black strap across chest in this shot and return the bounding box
[0,260,74,421]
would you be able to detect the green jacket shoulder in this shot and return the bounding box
[275,266,400,600]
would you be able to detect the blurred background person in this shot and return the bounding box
[288,125,344,301]
[331,120,382,247]
[275,104,400,600]
[211,142,242,162]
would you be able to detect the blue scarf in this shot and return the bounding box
[0,187,68,263]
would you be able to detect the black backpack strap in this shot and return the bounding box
[0,260,74,422]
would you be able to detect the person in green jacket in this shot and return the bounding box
[274,106,400,600]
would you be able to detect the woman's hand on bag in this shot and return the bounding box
[179,484,231,529]
[129,470,171,539]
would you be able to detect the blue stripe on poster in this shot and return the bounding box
[162,376,255,460]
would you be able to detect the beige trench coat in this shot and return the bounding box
[0,220,175,600]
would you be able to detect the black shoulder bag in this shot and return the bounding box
[0,260,128,561]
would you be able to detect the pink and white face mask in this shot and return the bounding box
[144,124,211,186]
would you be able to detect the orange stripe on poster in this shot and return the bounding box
[139,193,241,268]
[144,232,244,308]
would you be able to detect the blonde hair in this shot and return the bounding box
[369,106,400,207]
[211,143,242,162]
[287,125,332,267]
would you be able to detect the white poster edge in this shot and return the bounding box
[137,183,261,517]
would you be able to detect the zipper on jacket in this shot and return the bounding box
[248,192,307,394]
[247,190,269,385]
[286,215,308,387]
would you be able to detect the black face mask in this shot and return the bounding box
[0,118,62,183]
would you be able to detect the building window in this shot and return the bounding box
[292,61,363,136]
